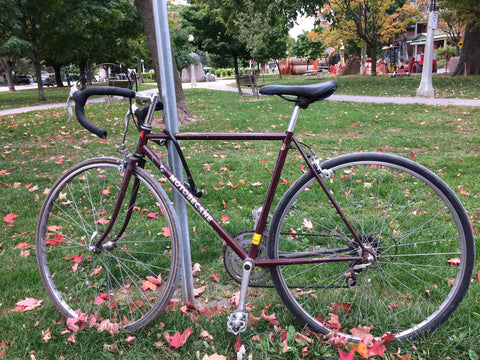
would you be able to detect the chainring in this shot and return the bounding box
[223,231,271,287]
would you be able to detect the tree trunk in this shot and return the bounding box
[78,58,88,90]
[53,64,64,87]
[32,49,46,101]
[1,58,16,91]
[134,0,193,125]
[452,16,480,76]
[275,61,282,80]
[233,54,243,95]
[369,44,377,76]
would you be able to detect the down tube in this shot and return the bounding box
[143,145,248,260]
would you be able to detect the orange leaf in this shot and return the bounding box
[142,280,157,291]
[351,341,369,358]
[146,274,162,285]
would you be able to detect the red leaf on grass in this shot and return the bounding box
[162,227,171,237]
[4,213,18,225]
[11,298,43,312]
[212,273,220,282]
[369,340,387,357]
[46,233,64,246]
[447,257,461,266]
[163,327,193,349]
[14,242,30,249]
[381,332,396,345]
[261,308,280,326]
[338,349,355,360]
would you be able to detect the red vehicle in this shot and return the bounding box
[408,54,437,73]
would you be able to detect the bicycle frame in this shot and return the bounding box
[93,101,371,267]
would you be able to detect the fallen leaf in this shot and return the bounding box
[351,341,369,358]
[447,257,461,266]
[201,353,227,360]
[192,263,202,275]
[194,286,206,297]
[4,213,18,225]
[163,327,193,349]
[11,298,43,312]
[42,329,51,343]
[338,349,355,360]
[199,329,213,341]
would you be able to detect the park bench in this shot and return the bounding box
[303,69,324,80]
[108,79,130,88]
[237,70,260,96]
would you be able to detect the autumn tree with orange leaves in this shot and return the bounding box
[322,0,420,75]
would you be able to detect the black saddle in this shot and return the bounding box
[259,80,338,108]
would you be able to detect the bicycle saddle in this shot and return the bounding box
[259,80,338,108]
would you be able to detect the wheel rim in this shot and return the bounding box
[269,156,472,341]
[36,159,179,330]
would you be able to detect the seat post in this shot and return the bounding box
[287,105,302,133]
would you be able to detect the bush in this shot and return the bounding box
[141,72,156,81]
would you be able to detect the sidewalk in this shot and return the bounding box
[1,79,480,117]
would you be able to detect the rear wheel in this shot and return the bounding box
[36,157,180,331]
[268,153,474,342]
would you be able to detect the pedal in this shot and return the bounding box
[227,311,249,334]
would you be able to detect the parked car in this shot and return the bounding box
[41,73,55,86]
[17,74,33,84]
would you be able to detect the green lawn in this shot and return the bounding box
[0,84,479,359]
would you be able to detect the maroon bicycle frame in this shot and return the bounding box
[97,128,367,267]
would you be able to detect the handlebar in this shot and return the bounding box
[71,86,136,138]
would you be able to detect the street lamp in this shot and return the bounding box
[188,34,196,87]
[416,0,437,98]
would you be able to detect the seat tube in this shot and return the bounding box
[287,105,301,133]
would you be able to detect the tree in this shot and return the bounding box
[180,1,248,95]
[291,30,325,70]
[324,0,416,76]
[0,0,31,91]
[135,0,193,125]
[441,0,480,75]
[438,9,463,56]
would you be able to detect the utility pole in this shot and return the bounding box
[416,0,437,98]
[152,0,195,303]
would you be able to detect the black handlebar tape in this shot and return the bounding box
[134,100,164,126]
[72,86,136,138]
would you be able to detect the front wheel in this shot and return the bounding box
[268,152,474,342]
[36,157,180,331]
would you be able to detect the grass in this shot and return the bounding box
[0,85,479,359]
[255,73,480,99]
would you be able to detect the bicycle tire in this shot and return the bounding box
[36,157,180,332]
[268,152,474,342]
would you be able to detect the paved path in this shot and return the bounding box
[1,79,479,117]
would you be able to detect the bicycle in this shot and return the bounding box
[36,79,475,344]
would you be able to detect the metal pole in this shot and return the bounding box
[152,0,195,303]
[416,0,437,98]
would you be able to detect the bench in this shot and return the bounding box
[108,79,130,88]
[303,69,324,80]
[237,70,260,96]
